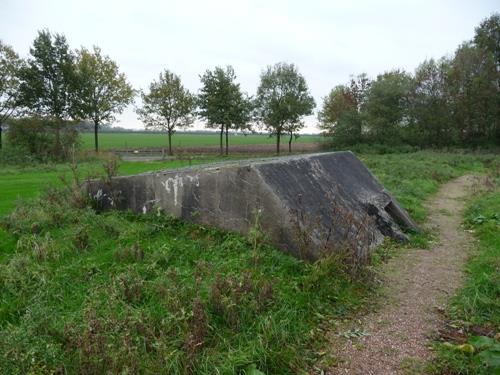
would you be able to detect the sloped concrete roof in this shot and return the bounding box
[87,152,417,261]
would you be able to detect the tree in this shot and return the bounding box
[348,73,371,113]
[447,42,498,145]
[364,70,413,143]
[228,89,253,146]
[284,120,304,152]
[409,58,452,147]
[255,62,315,154]
[72,46,134,152]
[473,13,500,144]
[318,85,359,145]
[7,116,79,161]
[474,13,500,68]
[318,74,371,146]
[198,66,251,155]
[18,30,76,158]
[137,70,195,155]
[0,40,22,149]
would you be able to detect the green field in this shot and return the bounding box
[80,132,322,150]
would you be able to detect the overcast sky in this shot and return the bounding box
[1,0,498,132]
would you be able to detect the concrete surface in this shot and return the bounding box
[86,152,418,261]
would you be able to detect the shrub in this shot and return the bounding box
[6,117,80,162]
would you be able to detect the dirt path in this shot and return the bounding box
[328,175,479,375]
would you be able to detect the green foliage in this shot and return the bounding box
[364,69,413,143]
[448,41,499,146]
[0,40,22,149]
[198,66,252,155]
[18,30,75,121]
[321,13,500,149]
[409,58,453,147]
[72,46,134,152]
[434,336,500,375]
[318,74,370,146]
[0,151,497,373]
[6,117,79,162]
[255,62,315,154]
[137,70,195,155]
[474,13,500,67]
[17,30,77,159]
[0,152,498,374]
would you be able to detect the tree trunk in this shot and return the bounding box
[94,120,99,153]
[0,124,2,150]
[219,126,224,155]
[168,130,173,156]
[225,126,229,156]
[288,131,293,153]
[276,131,281,155]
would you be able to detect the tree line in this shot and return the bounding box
[1,13,498,161]
[0,31,315,159]
[319,13,500,148]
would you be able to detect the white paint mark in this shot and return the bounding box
[94,189,103,200]
[186,175,200,187]
[160,174,199,206]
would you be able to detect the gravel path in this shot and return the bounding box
[328,175,478,375]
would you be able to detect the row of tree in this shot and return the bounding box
[0,31,316,158]
[2,14,497,159]
[318,13,500,148]
[0,31,134,158]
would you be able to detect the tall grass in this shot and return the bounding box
[0,183,371,374]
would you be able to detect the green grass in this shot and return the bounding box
[0,150,499,373]
[80,132,322,150]
[360,152,496,223]
[0,157,226,216]
[432,188,500,375]
[0,186,369,374]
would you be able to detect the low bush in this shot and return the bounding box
[6,117,80,162]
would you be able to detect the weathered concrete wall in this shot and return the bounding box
[86,152,418,261]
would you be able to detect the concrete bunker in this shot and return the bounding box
[86,152,418,261]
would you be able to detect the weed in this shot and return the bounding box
[117,272,144,305]
[73,225,90,251]
[209,272,274,329]
[184,297,209,372]
[114,242,145,263]
[290,193,376,275]
[248,208,265,265]
[16,232,56,262]
[101,155,119,183]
